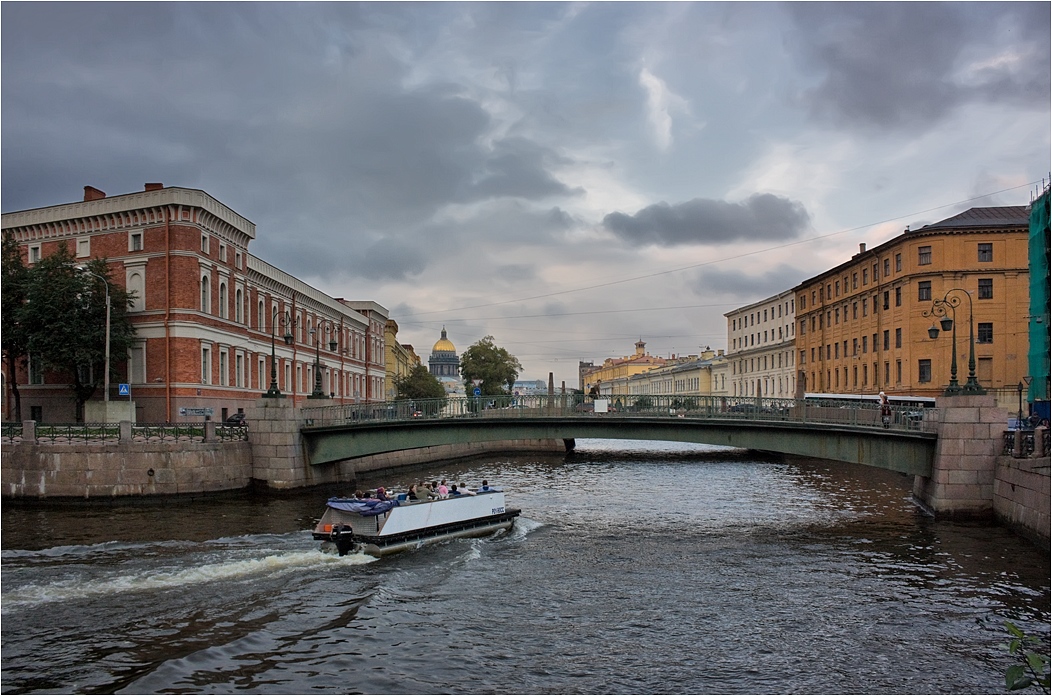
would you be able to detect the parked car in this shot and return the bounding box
[225,412,247,426]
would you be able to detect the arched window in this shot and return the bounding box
[235,288,243,323]
[127,271,144,312]
[258,299,265,330]
[219,282,228,319]
[201,274,210,313]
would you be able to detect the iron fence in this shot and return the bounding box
[1,422,24,443]
[301,394,940,433]
[34,422,121,444]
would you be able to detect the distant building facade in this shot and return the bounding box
[793,207,1031,398]
[725,290,797,398]
[581,340,667,396]
[384,319,420,400]
[2,184,387,423]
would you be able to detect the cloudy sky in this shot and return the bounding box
[3,2,1049,387]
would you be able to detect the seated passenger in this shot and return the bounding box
[437,480,449,498]
[458,481,476,495]
[407,484,422,501]
[477,480,492,492]
[449,484,461,496]
[375,486,390,501]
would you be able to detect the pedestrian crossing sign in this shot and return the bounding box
[118,383,130,396]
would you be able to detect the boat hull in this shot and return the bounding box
[312,491,520,558]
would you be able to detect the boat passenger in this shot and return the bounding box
[450,484,460,496]
[478,480,492,492]
[353,489,365,499]
[407,484,422,501]
[437,480,449,498]
[375,487,390,501]
[458,481,476,495]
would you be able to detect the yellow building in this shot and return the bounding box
[793,206,1031,398]
[615,349,727,396]
[384,319,421,399]
[581,340,667,395]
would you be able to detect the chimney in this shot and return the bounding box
[859,242,866,254]
[144,182,164,191]
[84,186,106,202]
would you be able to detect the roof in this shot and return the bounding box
[913,206,1029,232]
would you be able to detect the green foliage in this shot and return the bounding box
[394,364,447,403]
[1,232,30,420]
[1004,621,1050,693]
[459,335,522,396]
[15,242,137,411]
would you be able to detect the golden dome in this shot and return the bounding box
[432,327,456,353]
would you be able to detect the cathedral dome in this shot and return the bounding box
[432,327,456,353]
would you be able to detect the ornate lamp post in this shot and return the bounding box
[262,309,294,398]
[924,288,985,396]
[309,319,339,399]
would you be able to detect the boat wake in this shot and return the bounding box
[1,548,375,612]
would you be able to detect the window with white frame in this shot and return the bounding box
[201,274,211,313]
[29,245,41,264]
[258,299,265,329]
[76,237,90,258]
[126,268,145,312]
[235,251,242,269]
[201,345,212,384]
[258,357,266,389]
[218,282,228,319]
[219,243,227,262]
[129,232,143,252]
[235,353,244,387]
[235,288,243,323]
[219,349,229,386]
[201,234,210,254]
[129,345,146,383]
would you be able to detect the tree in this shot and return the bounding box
[393,364,447,403]
[19,243,137,418]
[1,232,29,421]
[459,336,522,395]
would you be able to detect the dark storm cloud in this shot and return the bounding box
[602,194,810,247]
[689,264,805,299]
[786,3,1051,130]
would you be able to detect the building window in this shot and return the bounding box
[895,253,901,272]
[896,360,902,383]
[862,335,868,354]
[235,289,243,323]
[201,234,210,254]
[918,246,932,265]
[883,330,890,351]
[29,355,44,385]
[235,251,243,269]
[129,232,143,252]
[28,245,41,264]
[852,272,858,290]
[201,346,212,384]
[895,328,902,348]
[978,278,993,299]
[219,244,227,262]
[862,300,868,317]
[978,243,993,262]
[258,300,266,329]
[219,350,229,386]
[130,345,145,383]
[883,291,890,310]
[235,353,244,387]
[218,282,228,319]
[852,338,858,355]
[918,359,932,383]
[201,274,211,313]
[918,281,931,301]
[895,287,901,306]
[883,258,890,277]
[76,237,90,258]
[884,362,890,384]
[127,270,144,312]
[862,268,868,285]
[977,322,993,344]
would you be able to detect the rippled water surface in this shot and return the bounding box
[2,440,1048,694]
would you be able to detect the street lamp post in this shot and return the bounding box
[309,319,339,399]
[262,309,294,398]
[924,288,985,396]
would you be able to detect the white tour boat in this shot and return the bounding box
[312,490,520,557]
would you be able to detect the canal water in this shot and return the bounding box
[2,440,1048,694]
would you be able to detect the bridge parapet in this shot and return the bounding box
[301,394,938,433]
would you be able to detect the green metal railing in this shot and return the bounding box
[35,422,120,444]
[301,394,940,433]
[1,422,248,444]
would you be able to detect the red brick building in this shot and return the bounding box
[2,184,387,423]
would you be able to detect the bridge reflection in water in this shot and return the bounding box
[300,395,938,477]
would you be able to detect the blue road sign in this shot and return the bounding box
[118,383,130,396]
[473,387,481,396]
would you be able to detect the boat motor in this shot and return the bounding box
[330,524,357,556]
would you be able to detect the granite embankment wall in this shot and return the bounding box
[1,421,565,501]
[993,456,1050,549]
